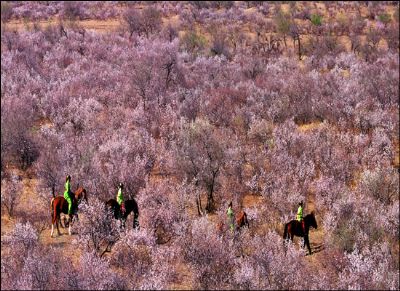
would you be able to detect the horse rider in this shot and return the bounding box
[227,201,234,234]
[297,201,305,234]
[117,182,126,216]
[64,175,74,219]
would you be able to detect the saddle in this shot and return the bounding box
[121,203,126,215]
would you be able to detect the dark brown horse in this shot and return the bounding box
[105,198,139,229]
[50,187,88,237]
[283,212,317,255]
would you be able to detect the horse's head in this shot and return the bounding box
[75,187,88,204]
[308,211,318,229]
[105,199,119,219]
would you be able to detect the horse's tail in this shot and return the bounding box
[283,223,288,240]
[50,197,55,221]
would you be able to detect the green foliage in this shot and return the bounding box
[333,223,356,253]
[336,13,348,26]
[274,10,292,34]
[1,1,13,23]
[180,30,207,55]
[310,13,323,26]
[378,13,391,25]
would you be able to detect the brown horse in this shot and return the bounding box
[236,211,249,229]
[216,210,249,236]
[283,212,317,255]
[50,187,88,237]
[59,187,88,227]
[74,187,88,204]
[105,198,139,229]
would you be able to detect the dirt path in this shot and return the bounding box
[0,166,82,267]
[306,190,326,256]
[3,18,122,33]
[3,15,180,33]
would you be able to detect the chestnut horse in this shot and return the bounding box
[216,210,249,236]
[105,198,139,229]
[236,211,249,230]
[50,187,88,237]
[283,212,317,255]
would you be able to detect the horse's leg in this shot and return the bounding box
[51,214,55,238]
[305,235,311,255]
[121,217,126,230]
[283,223,288,241]
[60,214,66,228]
[68,214,73,235]
[134,213,140,230]
[302,234,307,248]
[51,199,56,237]
[56,214,61,236]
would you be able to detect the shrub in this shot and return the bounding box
[0,173,22,217]
[75,198,120,257]
[183,216,236,289]
[1,1,13,23]
[310,13,323,26]
[378,12,391,26]
[180,30,207,55]
[123,6,162,37]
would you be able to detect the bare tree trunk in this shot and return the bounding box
[298,37,302,60]
[196,193,203,216]
[205,169,218,213]
[206,188,214,213]
[100,242,113,258]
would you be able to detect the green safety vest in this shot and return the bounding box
[64,180,71,197]
[117,187,124,205]
[297,206,303,222]
[227,207,233,218]
[227,207,234,232]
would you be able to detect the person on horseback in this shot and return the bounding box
[64,175,74,218]
[297,201,305,234]
[117,182,126,217]
[227,201,234,234]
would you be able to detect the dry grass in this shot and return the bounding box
[162,14,180,27]
[1,2,397,287]
[0,215,15,236]
[170,260,194,290]
[1,166,83,268]
[242,192,264,209]
[298,120,324,132]
[394,140,400,169]
[2,2,394,59]
[4,18,122,33]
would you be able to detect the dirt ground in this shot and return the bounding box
[1,2,398,288]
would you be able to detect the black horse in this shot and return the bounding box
[105,199,139,229]
[283,212,317,255]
